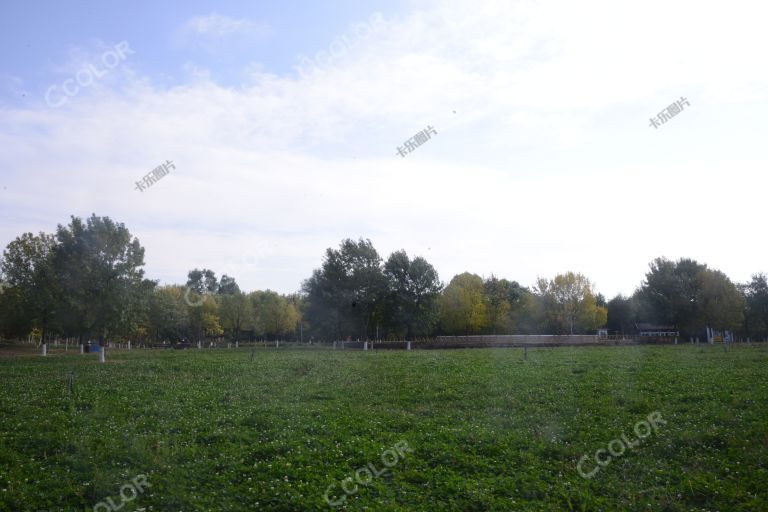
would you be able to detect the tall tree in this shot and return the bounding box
[635,257,706,335]
[53,215,147,345]
[483,276,528,334]
[606,294,635,335]
[535,272,607,334]
[382,250,442,338]
[302,238,386,340]
[698,269,744,334]
[149,285,190,341]
[0,232,58,342]
[742,273,768,339]
[438,272,488,335]
[218,291,252,341]
[218,274,240,295]
[253,290,299,339]
[186,269,218,294]
[188,294,223,342]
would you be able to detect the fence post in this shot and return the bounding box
[407,340,411,351]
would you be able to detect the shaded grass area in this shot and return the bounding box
[0,345,767,511]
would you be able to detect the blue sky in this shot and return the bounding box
[0,0,405,95]
[1,0,767,297]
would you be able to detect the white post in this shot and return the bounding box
[407,341,411,351]
[364,341,368,351]
[128,340,132,350]
[99,347,105,363]
[41,343,47,357]
[674,337,678,345]
[80,344,84,354]
[235,341,239,348]
[275,340,279,348]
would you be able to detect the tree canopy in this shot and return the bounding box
[1,216,764,343]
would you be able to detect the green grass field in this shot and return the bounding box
[1,344,767,511]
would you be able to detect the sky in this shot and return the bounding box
[1,0,767,298]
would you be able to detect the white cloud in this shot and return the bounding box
[177,14,270,48]
[2,0,768,297]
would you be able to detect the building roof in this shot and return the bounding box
[635,323,677,331]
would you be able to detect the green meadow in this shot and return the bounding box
[1,344,766,511]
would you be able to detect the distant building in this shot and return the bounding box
[705,327,733,343]
[635,323,679,337]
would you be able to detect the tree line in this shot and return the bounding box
[0,214,766,345]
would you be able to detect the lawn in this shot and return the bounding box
[1,344,766,511]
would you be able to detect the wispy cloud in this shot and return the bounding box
[178,14,270,48]
[2,0,768,297]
